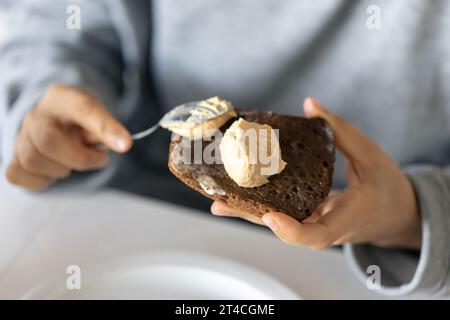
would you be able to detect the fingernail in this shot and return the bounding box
[109,135,128,152]
[211,203,225,216]
[263,214,278,230]
[305,97,322,111]
[310,97,320,106]
[311,97,327,112]
[305,102,314,115]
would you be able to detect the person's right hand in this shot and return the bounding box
[6,84,133,192]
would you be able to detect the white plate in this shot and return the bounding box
[21,252,300,300]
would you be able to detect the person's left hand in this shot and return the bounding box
[211,97,422,251]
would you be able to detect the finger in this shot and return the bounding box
[211,201,264,225]
[17,129,71,179]
[6,159,52,192]
[81,130,103,146]
[304,190,342,223]
[262,211,335,250]
[303,97,380,169]
[301,210,322,224]
[328,189,342,197]
[41,85,132,153]
[302,190,343,224]
[332,235,354,246]
[315,190,360,242]
[28,116,110,172]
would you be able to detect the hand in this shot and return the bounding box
[6,84,132,191]
[211,97,422,250]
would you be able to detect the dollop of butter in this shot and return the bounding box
[219,118,286,188]
[161,97,237,140]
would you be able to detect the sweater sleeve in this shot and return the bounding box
[0,0,124,190]
[344,164,450,298]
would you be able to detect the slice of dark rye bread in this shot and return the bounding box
[168,109,335,221]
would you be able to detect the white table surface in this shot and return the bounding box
[0,176,383,299]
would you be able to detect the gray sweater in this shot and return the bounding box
[0,0,449,298]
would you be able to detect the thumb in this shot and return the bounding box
[303,97,380,169]
[72,101,132,153]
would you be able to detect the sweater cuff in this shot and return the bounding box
[344,165,450,297]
